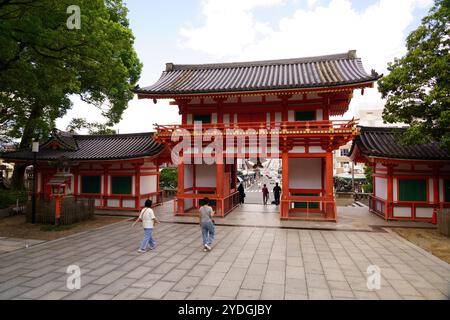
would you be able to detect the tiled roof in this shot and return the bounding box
[1,130,165,161]
[350,127,450,160]
[136,50,380,97]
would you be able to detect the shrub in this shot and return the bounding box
[0,190,27,209]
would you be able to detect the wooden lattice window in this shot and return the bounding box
[295,111,316,121]
[81,176,101,194]
[111,176,132,195]
[398,179,427,202]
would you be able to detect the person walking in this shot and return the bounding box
[262,184,269,205]
[199,198,215,251]
[238,182,245,204]
[133,199,160,253]
[273,182,282,205]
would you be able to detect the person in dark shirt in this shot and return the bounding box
[262,184,269,205]
[273,183,282,205]
[238,183,245,204]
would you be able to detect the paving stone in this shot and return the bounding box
[200,271,227,286]
[187,285,218,300]
[40,290,71,300]
[162,269,188,282]
[93,271,126,285]
[237,289,261,300]
[307,287,332,300]
[172,276,201,293]
[162,291,189,300]
[100,278,135,295]
[141,281,174,299]
[214,280,241,298]
[260,283,284,300]
[112,287,146,300]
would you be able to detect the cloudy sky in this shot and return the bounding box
[56,0,434,133]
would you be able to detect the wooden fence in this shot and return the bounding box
[437,209,450,237]
[26,197,94,225]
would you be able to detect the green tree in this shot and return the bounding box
[0,0,142,187]
[159,168,178,189]
[66,118,116,135]
[378,0,450,151]
[363,165,373,194]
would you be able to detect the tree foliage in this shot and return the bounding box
[66,118,116,135]
[0,0,141,144]
[0,0,142,187]
[378,0,450,151]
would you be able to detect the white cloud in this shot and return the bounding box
[179,0,433,115]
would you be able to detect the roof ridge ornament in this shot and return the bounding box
[348,50,357,59]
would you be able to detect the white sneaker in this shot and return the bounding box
[205,244,212,251]
[137,249,146,253]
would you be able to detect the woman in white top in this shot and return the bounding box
[133,199,159,253]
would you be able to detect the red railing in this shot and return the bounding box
[154,119,357,138]
[173,191,239,217]
[281,196,337,221]
[369,195,386,219]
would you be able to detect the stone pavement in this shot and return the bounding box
[0,237,44,255]
[100,201,435,232]
[0,219,449,300]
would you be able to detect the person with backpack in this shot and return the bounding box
[133,199,160,253]
[199,198,215,252]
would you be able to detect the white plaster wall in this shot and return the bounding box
[223,113,230,124]
[196,164,216,188]
[107,199,120,207]
[309,146,325,153]
[393,207,412,217]
[288,158,322,189]
[393,178,398,201]
[275,112,282,123]
[187,114,193,124]
[123,200,135,208]
[375,177,387,200]
[289,146,306,153]
[416,207,433,218]
[266,112,271,123]
[140,175,157,194]
[101,175,104,194]
[288,110,294,121]
[212,113,217,124]
[316,109,323,120]
[234,113,238,124]
[94,199,101,206]
[429,178,434,202]
[184,164,194,189]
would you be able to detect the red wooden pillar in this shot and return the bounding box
[103,164,109,209]
[281,150,289,218]
[216,152,224,216]
[325,152,334,219]
[177,155,185,214]
[432,166,440,224]
[73,167,79,198]
[386,165,394,220]
[134,164,141,210]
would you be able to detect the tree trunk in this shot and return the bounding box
[11,102,43,189]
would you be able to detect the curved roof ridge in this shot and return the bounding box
[168,51,354,71]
